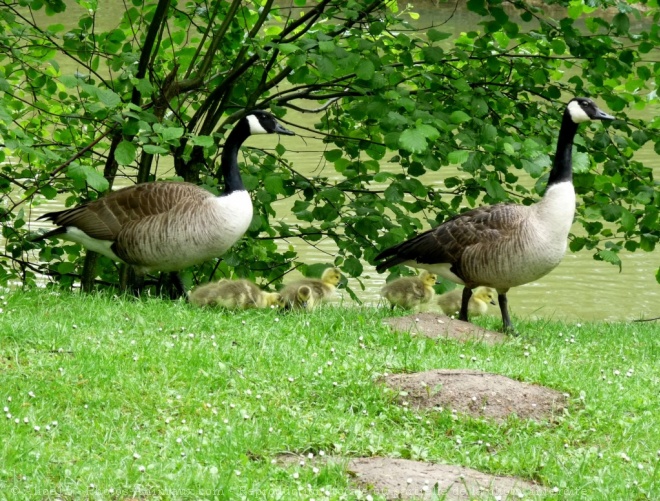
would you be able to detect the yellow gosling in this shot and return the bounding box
[437,286,497,317]
[281,285,315,311]
[188,279,278,309]
[279,267,342,308]
[380,270,437,310]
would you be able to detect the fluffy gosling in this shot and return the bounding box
[437,286,497,318]
[189,279,280,309]
[381,270,437,310]
[281,285,315,310]
[279,267,342,309]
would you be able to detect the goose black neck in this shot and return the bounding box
[547,111,579,186]
[218,119,251,194]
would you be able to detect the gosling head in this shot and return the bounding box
[297,285,313,308]
[420,270,438,287]
[245,110,295,136]
[566,97,614,124]
[263,292,283,308]
[321,267,342,287]
[473,287,497,306]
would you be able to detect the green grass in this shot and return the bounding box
[0,290,658,500]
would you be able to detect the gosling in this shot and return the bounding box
[189,279,281,309]
[380,270,437,310]
[437,286,497,318]
[280,285,315,310]
[279,267,342,308]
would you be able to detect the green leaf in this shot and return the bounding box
[427,29,451,42]
[142,144,169,154]
[551,39,566,55]
[135,78,154,95]
[264,175,284,195]
[572,151,590,174]
[398,129,427,154]
[601,205,622,222]
[115,140,137,165]
[95,88,121,108]
[324,149,342,162]
[249,214,263,232]
[466,0,487,15]
[47,23,65,33]
[484,179,507,200]
[596,249,621,270]
[83,168,110,192]
[57,262,76,275]
[449,110,471,124]
[160,127,184,142]
[318,41,335,53]
[67,165,109,192]
[342,256,363,276]
[567,2,583,19]
[355,59,375,81]
[45,0,66,14]
[416,124,439,141]
[40,185,58,199]
[447,150,469,164]
[612,13,630,35]
[315,56,336,77]
[620,208,636,232]
[277,43,300,54]
[384,184,403,203]
[189,135,214,148]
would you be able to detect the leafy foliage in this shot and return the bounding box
[0,0,659,293]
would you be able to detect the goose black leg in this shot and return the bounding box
[169,272,186,300]
[498,292,518,335]
[459,287,473,321]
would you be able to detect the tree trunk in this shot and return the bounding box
[80,251,99,293]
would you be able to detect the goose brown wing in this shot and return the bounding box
[377,203,523,268]
[38,182,212,241]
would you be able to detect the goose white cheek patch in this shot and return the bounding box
[246,114,268,134]
[567,101,591,123]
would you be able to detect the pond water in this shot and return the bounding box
[14,1,660,321]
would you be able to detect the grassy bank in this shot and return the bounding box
[0,290,658,500]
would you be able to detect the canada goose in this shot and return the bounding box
[380,270,437,310]
[188,279,281,309]
[32,111,294,296]
[437,286,497,318]
[375,98,614,332]
[280,284,315,310]
[279,267,342,308]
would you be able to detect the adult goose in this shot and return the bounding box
[374,98,613,332]
[33,111,294,295]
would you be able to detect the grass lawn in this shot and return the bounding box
[0,290,658,500]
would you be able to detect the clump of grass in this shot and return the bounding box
[0,290,658,500]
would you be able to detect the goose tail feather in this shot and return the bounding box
[30,226,67,243]
[374,245,408,272]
